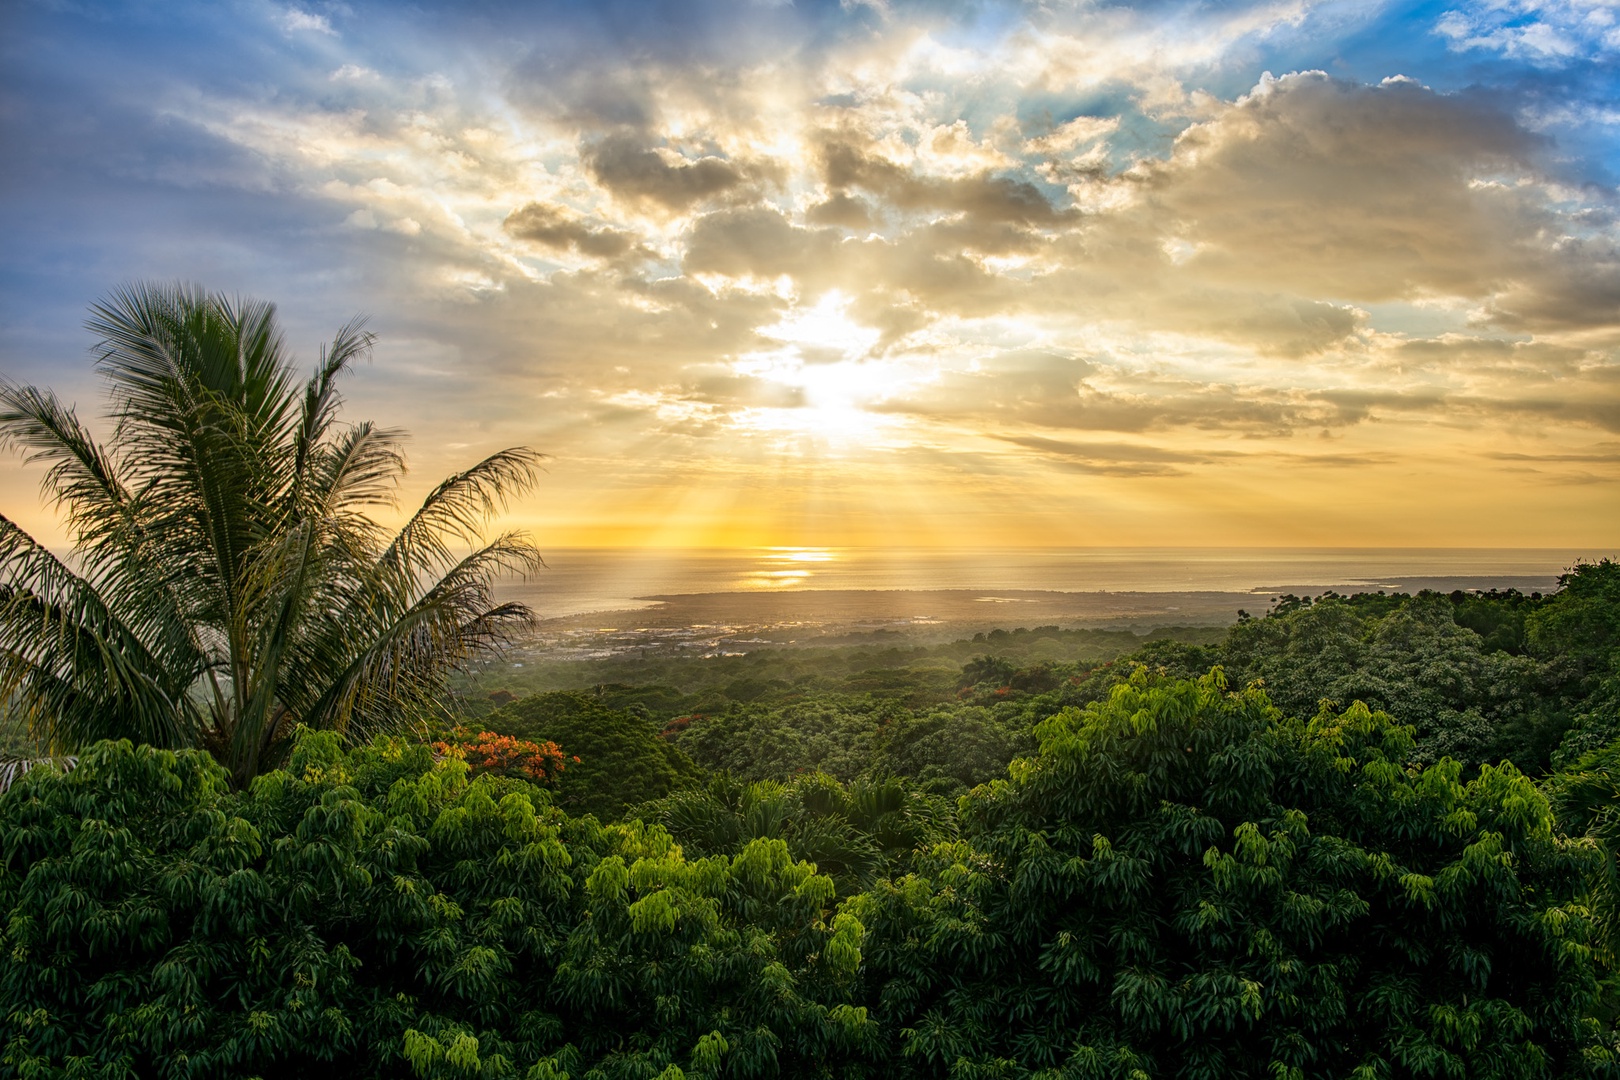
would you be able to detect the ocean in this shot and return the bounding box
[493,547,1602,623]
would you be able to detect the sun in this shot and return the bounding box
[731,291,927,443]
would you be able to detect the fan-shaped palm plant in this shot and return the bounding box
[0,283,543,786]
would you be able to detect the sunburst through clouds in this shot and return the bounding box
[2,0,1618,550]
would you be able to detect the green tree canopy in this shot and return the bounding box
[0,735,869,1078]
[3,677,1618,1076]
[486,691,703,820]
[646,771,956,897]
[0,283,542,784]
[853,670,1614,1077]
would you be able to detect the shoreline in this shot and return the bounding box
[508,574,1563,662]
[528,573,1563,629]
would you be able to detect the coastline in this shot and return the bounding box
[507,572,1565,662]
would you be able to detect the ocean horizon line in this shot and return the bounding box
[488,547,1607,623]
[528,544,1602,553]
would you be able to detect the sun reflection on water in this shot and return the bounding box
[737,547,839,588]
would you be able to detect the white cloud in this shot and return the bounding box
[1436,0,1620,62]
[280,7,337,36]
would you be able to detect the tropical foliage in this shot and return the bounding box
[0,734,868,1078]
[433,727,573,783]
[0,284,542,784]
[856,670,1613,1077]
[486,692,705,820]
[470,566,1618,796]
[5,675,1619,1077]
[645,771,956,897]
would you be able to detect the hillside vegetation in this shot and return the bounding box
[5,564,1620,1077]
[468,568,1620,799]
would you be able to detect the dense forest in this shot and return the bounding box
[455,563,1619,810]
[6,562,1620,1077]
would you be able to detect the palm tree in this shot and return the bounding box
[0,283,543,786]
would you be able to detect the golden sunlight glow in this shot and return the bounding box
[756,290,882,356]
[766,547,838,562]
[19,6,1613,555]
[736,547,841,588]
[732,292,929,443]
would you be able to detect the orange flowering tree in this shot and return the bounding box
[431,727,573,783]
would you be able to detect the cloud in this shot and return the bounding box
[584,131,761,212]
[1488,449,1620,463]
[994,433,1399,476]
[994,434,1216,476]
[1107,73,1551,302]
[682,372,808,409]
[8,0,1620,547]
[504,201,646,260]
[1480,235,1620,333]
[1022,115,1120,157]
[806,193,875,229]
[682,206,841,279]
[1435,0,1620,63]
[1312,388,1451,424]
[280,8,337,36]
[871,351,1335,435]
[817,132,1072,227]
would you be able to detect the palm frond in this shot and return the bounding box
[87,283,310,637]
[291,318,376,505]
[379,448,545,579]
[0,515,197,748]
[87,283,297,438]
[0,384,206,671]
[9,283,548,785]
[292,532,541,744]
[311,421,408,519]
[0,755,78,796]
[0,383,130,542]
[228,518,324,783]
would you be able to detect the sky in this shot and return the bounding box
[2,0,1618,551]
